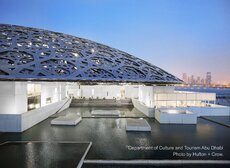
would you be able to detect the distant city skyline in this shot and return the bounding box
[182,72,213,86]
[0,0,229,83]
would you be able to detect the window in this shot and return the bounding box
[27,84,41,111]
[46,97,52,104]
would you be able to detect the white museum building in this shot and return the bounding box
[0,24,229,132]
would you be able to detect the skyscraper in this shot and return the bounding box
[182,73,187,84]
[206,72,212,86]
[190,75,195,85]
[197,76,201,85]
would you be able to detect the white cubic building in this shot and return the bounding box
[0,24,229,132]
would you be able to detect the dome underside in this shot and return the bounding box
[0,24,182,84]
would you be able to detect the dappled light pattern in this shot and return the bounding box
[0,24,182,83]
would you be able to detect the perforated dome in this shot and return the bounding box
[0,24,182,84]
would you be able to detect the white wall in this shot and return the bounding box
[138,86,154,107]
[138,86,177,107]
[124,85,139,98]
[0,97,71,132]
[15,82,27,113]
[0,81,69,132]
[41,82,66,106]
[0,81,67,114]
[159,106,230,117]
[66,84,139,99]
[67,84,177,102]
[153,86,175,93]
[0,114,21,132]
[66,83,80,98]
[155,109,197,124]
[154,92,216,108]
[0,82,27,114]
[0,82,16,114]
[21,97,71,131]
[80,85,122,99]
[132,98,155,117]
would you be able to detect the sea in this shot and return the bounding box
[175,87,230,106]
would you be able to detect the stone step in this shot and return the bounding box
[51,114,82,125]
[126,118,151,131]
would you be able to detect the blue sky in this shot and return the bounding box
[0,0,229,83]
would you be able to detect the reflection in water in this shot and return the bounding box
[1,117,229,162]
[115,119,121,129]
[196,124,214,139]
[54,106,146,118]
[135,137,152,146]
[25,142,36,168]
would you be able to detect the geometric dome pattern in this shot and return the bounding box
[0,24,182,84]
